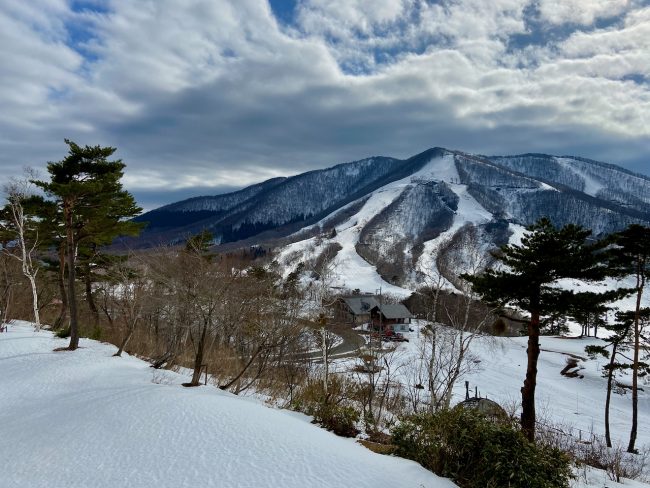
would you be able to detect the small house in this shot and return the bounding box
[332,295,379,325]
[370,303,414,332]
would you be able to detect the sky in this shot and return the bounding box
[1,0,649,211]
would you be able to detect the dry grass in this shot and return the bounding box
[357,439,397,455]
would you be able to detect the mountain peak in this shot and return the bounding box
[128,149,650,254]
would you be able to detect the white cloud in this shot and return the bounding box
[0,0,648,209]
[538,0,630,26]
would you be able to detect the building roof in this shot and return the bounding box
[339,296,379,315]
[372,303,414,319]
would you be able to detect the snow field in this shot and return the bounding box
[332,321,650,486]
[0,323,454,488]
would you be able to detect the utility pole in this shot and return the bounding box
[373,286,384,348]
[319,312,329,396]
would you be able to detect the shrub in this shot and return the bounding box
[55,327,71,338]
[292,376,360,437]
[312,402,360,437]
[87,325,102,341]
[391,408,572,488]
[538,423,648,484]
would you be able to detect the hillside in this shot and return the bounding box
[132,149,650,247]
[3,323,649,488]
[0,323,453,488]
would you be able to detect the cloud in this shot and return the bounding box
[537,0,630,26]
[0,0,648,210]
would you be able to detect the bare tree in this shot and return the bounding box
[355,344,404,434]
[143,247,225,386]
[305,247,344,396]
[218,267,304,394]
[3,175,41,330]
[403,349,428,413]
[311,314,339,397]
[418,224,493,411]
[100,257,152,357]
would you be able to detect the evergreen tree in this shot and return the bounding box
[463,218,614,441]
[185,229,214,255]
[610,224,650,452]
[33,140,142,350]
[586,309,650,447]
[568,292,613,338]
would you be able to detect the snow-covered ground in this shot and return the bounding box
[338,321,650,449]
[333,321,650,486]
[2,321,649,487]
[0,322,454,488]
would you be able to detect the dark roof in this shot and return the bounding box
[338,296,379,315]
[371,303,414,319]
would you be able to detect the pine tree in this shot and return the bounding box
[568,292,614,338]
[463,218,613,441]
[610,224,650,453]
[586,309,649,447]
[33,140,142,350]
[185,230,214,255]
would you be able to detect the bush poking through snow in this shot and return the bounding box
[293,376,361,438]
[391,408,573,488]
[311,403,360,438]
[55,326,71,338]
[538,423,649,483]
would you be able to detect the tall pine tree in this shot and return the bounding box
[34,140,142,350]
[463,218,614,441]
[610,224,650,452]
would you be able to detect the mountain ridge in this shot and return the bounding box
[128,148,650,273]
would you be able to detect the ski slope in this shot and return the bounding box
[278,154,494,296]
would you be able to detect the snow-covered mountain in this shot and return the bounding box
[131,148,650,290]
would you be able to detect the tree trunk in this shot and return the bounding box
[54,243,68,330]
[114,320,137,357]
[27,274,40,330]
[64,200,79,350]
[428,327,437,413]
[1,251,12,324]
[627,271,644,453]
[219,346,263,391]
[322,326,329,396]
[521,308,541,442]
[443,332,467,409]
[84,263,100,328]
[188,322,208,386]
[14,209,41,330]
[605,341,618,448]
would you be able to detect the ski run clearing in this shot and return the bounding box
[2,322,649,488]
